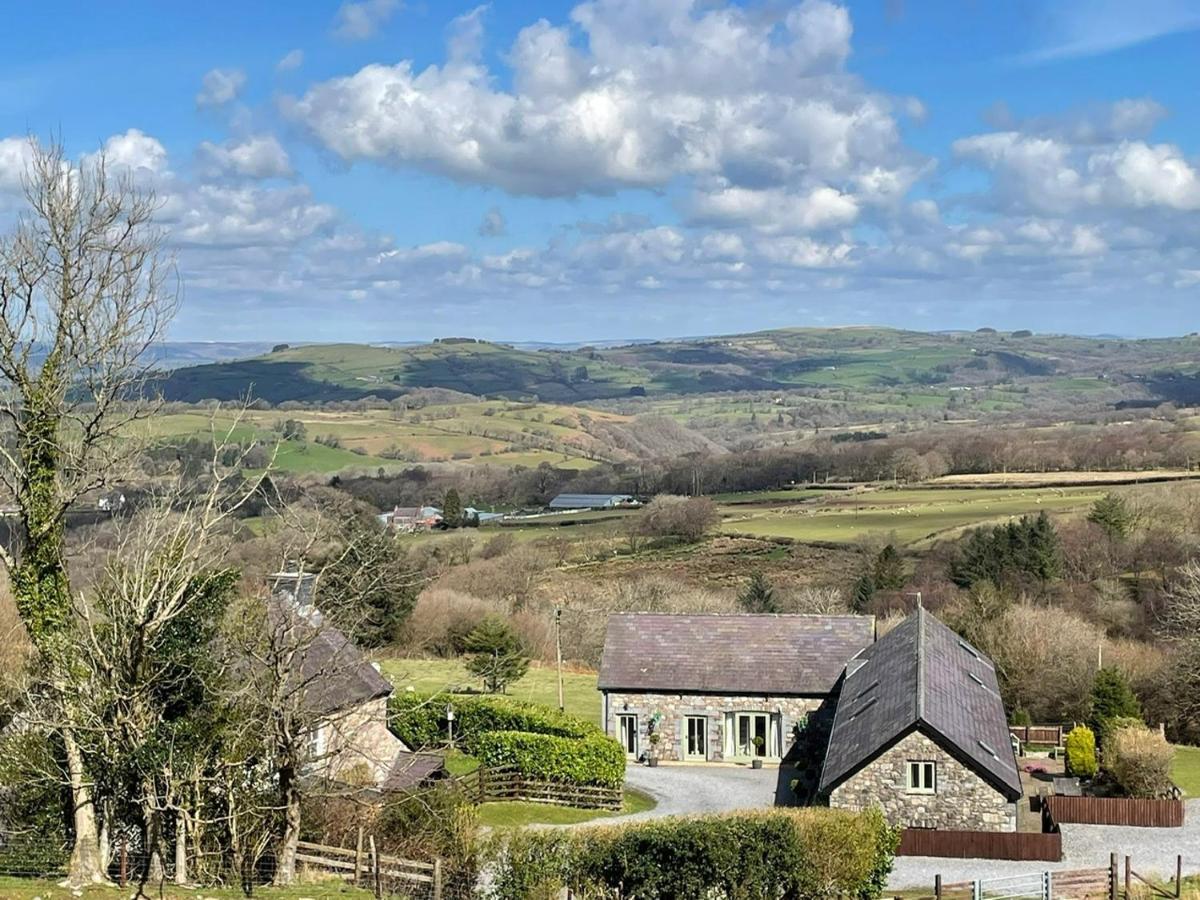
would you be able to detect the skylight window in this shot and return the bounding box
[855,680,879,700]
[968,672,984,686]
[849,696,877,720]
[958,639,980,659]
[978,740,998,759]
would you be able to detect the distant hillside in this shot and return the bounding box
[155,328,1200,407]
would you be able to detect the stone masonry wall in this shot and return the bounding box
[603,691,824,762]
[321,697,408,784]
[829,731,1016,832]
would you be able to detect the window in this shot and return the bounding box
[907,761,936,793]
[722,712,781,758]
[617,714,639,757]
[307,723,327,759]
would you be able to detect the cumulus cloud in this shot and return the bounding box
[196,68,246,107]
[286,0,915,220]
[0,137,35,191]
[196,135,293,179]
[276,49,304,72]
[332,0,400,40]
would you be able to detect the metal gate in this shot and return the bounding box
[971,872,1051,900]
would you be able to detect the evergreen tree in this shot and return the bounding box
[872,544,906,591]
[738,572,779,613]
[442,488,463,528]
[1089,666,1142,739]
[949,512,1062,587]
[320,524,421,648]
[851,574,876,613]
[1088,493,1134,540]
[463,618,530,693]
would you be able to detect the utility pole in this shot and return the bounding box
[555,607,565,711]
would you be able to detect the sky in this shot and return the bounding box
[1,0,1199,342]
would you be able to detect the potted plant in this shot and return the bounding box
[647,731,661,767]
[751,735,765,768]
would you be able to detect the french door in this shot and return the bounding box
[685,716,707,760]
[617,714,639,757]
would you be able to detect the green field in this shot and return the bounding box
[720,486,1111,545]
[378,658,603,723]
[476,789,656,827]
[1172,745,1200,797]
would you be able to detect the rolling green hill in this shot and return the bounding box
[156,328,1200,407]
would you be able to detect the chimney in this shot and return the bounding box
[268,565,317,608]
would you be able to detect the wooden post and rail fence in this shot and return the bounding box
[455,763,623,810]
[295,831,443,899]
[925,853,1184,899]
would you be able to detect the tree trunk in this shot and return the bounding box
[272,764,301,886]
[62,726,107,887]
[174,812,187,885]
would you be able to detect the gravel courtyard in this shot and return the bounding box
[617,763,793,821]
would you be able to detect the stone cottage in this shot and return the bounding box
[819,607,1022,832]
[598,613,876,763]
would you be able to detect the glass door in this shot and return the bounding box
[735,712,770,757]
[618,714,638,757]
[685,716,707,760]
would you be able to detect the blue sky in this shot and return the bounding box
[1,0,1198,341]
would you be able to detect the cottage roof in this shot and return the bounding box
[298,621,394,717]
[818,607,1022,800]
[597,613,875,695]
[383,751,447,792]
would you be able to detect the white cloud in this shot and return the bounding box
[1023,0,1200,62]
[196,68,246,107]
[88,129,170,178]
[276,49,305,72]
[196,135,292,179]
[332,0,400,41]
[286,0,913,215]
[0,137,35,191]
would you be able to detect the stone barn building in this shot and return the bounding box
[598,613,875,763]
[819,607,1022,832]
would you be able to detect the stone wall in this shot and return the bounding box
[319,697,409,784]
[602,690,825,763]
[828,731,1016,832]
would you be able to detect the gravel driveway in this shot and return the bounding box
[888,800,1200,890]
[613,763,792,822]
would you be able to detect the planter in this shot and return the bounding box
[751,758,763,769]
[647,757,659,767]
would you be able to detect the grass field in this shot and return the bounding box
[927,469,1200,487]
[0,878,370,899]
[720,485,1111,546]
[1173,745,1200,797]
[476,789,656,827]
[378,658,603,723]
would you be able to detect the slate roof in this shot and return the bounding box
[818,607,1022,801]
[548,493,633,509]
[383,751,448,792]
[598,613,875,695]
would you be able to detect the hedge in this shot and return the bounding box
[387,691,598,752]
[473,731,626,789]
[485,808,899,900]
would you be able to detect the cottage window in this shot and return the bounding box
[722,712,781,758]
[685,716,707,760]
[907,761,936,793]
[307,723,327,759]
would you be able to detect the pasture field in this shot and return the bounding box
[927,469,1200,487]
[377,658,603,723]
[142,400,624,472]
[1173,745,1200,797]
[719,485,1113,546]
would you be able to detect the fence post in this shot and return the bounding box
[1177,854,1183,899]
[1125,855,1131,899]
[934,874,941,899]
[434,856,443,900]
[1109,852,1117,900]
[369,835,381,900]
[119,838,128,888]
[355,826,364,886]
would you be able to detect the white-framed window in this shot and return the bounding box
[307,722,327,759]
[907,761,936,794]
[722,712,781,758]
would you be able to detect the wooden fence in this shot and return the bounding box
[456,764,623,810]
[897,827,1062,861]
[295,837,443,899]
[1010,724,1065,746]
[1045,795,1185,828]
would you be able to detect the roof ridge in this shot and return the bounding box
[915,606,926,722]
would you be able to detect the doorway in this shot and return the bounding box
[617,714,638,758]
[685,716,707,760]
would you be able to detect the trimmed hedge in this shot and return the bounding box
[474,731,626,789]
[387,690,597,752]
[485,808,899,900]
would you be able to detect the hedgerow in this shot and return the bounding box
[387,690,597,751]
[485,808,899,900]
[473,731,625,789]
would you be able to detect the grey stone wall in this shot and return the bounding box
[602,690,824,763]
[828,731,1016,832]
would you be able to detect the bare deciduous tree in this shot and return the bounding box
[0,137,176,886]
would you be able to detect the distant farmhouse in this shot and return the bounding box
[548,493,636,511]
[379,504,503,532]
[598,608,1020,832]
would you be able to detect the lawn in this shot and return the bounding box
[0,877,371,899]
[476,788,656,827]
[720,486,1109,546]
[1172,745,1200,797]
[378,658,602,723]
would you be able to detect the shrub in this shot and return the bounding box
[1104,724,1175,798]
[463,617,530,693]
[1096,715,1144,749]
[484,808,898,900]
[388,691,598,751]
[1064,725,1098,778]
[473,731,625,789]
[1090,667,1141,742]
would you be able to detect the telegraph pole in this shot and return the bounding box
[555,607,565,711]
